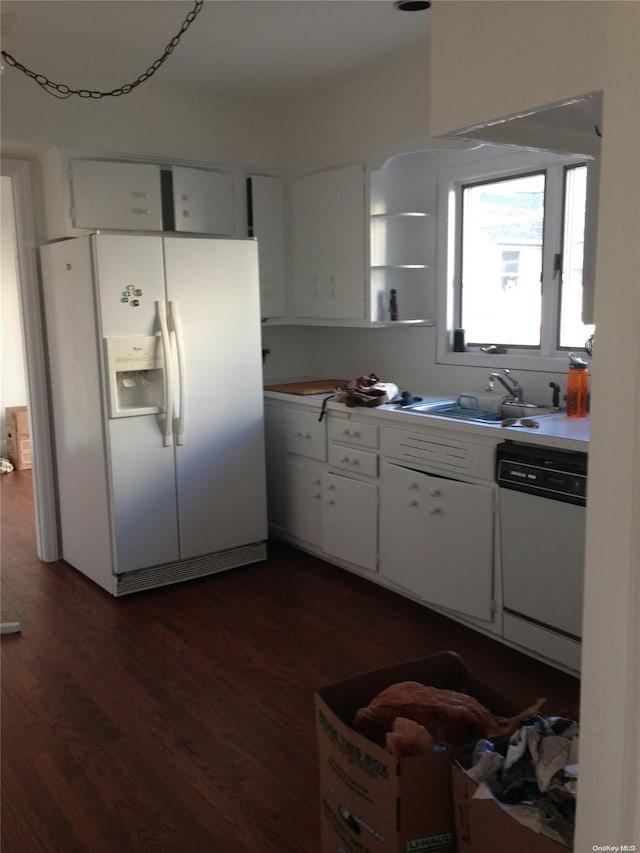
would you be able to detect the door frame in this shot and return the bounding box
[2,158,59,560]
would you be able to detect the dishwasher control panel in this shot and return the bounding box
[496,442,587,505]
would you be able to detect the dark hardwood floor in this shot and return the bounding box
[1,469,580,852]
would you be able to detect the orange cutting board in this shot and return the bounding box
[263,379,347,395]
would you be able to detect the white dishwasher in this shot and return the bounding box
[496,441,587,672]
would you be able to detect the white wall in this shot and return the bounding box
[0,176,28,456]
[430,0,605,138]
[280,48,430,169]
[1,45,428,173]
[263,323,572,408]
[1,72,284,169]
[429,1,640,846]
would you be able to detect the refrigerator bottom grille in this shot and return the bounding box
[114,541,268,596]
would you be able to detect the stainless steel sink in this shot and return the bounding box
[398,400,552,423]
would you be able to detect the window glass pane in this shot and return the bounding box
[461,173,545,346]
[559,164,596,348]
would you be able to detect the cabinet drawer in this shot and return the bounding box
[328,418,378,449]
[284,409,326,460]
[328,443,378,478]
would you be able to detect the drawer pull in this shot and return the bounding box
[342,428,362,438]
[408,499,419,508]
[429,506,442,515]
[429,488,442,497]
[131,207,151,215]
[326,498,336,506]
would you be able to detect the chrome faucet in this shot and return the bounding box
[486,369,524,402]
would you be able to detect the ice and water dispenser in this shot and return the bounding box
[104,336,165,418]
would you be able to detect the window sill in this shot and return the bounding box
[437,349,575,374]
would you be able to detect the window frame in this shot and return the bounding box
[436,148,589,373]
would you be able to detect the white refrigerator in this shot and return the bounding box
[40,233,268,596]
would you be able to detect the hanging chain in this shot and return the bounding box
[1,0,204,99]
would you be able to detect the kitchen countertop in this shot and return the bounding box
[263,382,589,451]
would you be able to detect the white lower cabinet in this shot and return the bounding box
[379,461,495,622]
[285,458,324,549]
[323,473,378,572]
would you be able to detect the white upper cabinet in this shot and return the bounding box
[171,166,234,236]
[39,149,238,241]
[70,160,163,232]
[249,174,287,320]
[291,163,366,321]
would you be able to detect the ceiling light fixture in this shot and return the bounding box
[394,1,431,10]
[0,0,203,99]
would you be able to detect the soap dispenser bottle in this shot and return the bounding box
[566,352,589,418]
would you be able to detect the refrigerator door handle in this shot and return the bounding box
[156,300,174,447]
[169,300,186,446]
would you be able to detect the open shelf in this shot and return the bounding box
[369,151,437,324]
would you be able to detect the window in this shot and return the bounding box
[460,171,545,347]
[559,164,591,349]
[438,150,595,367]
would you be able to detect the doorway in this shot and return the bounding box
[1,158,58,561]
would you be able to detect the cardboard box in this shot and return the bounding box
[315,651,523,853]
[452,753,570,853]
[5,406,31,470]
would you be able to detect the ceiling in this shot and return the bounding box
[0,1,431,105]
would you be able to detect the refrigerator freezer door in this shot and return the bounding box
[163,237,268,558]
[108,416,180,573]
[94,234,180,572]
[94,233,166,337]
